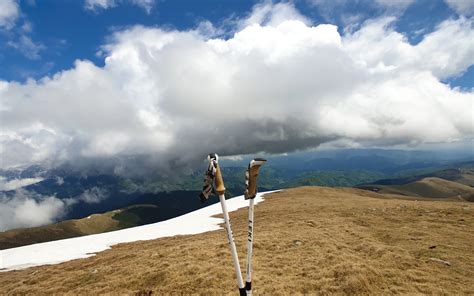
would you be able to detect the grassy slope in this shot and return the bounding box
[359,176,474,202]
[356,167,474,201]
[385,177,474,201]
[1,187,473,295]
[0,215,116,250]
[0,205,159,250]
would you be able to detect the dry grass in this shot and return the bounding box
[1,186,473,295]
[374,177,474,201]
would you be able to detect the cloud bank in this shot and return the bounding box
[0,186,111,231]
[0,189,66,231]
[0,2,473,174]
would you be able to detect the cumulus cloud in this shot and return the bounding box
[85,0,154,13]
[344,16,474,79]
[0,189,66,231]
[445,0,474,16]
[0,0,19,30]
[0,2,473,175]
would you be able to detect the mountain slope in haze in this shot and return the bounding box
[0,204,160,250]
[357,167,474,201]
[2,165,472,250]
[0,169,385,250]
[0,190,242,250]
[0,187,472,295]
[2,149,468,223]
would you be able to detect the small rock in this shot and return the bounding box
[429,257,451,266]
[428,245,436,249]
[293,240,303,246]
[91,269,98,274]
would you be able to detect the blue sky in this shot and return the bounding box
[0,0,472,88]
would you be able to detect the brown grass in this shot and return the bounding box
[1,186,473,295]
[369,177,474,201]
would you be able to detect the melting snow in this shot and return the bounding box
[0,191,276,271]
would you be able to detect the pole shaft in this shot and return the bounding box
[219,194,245,290]
[246,198,255,295]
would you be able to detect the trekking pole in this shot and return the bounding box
[244,158,266,296]
[200,153,246,296]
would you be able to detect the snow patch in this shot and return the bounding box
[0,191,277,271]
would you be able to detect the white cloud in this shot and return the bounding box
[84,0,117,10]
[307,0,355,24]
[240,1,311,28]
[344,17,474,79]
[445,0,474,15]
[0,176,44,191]
[78,187,109,204]
[130,0,154,13]
[0,185,108,231]
[0,1,45,60]
[0,189,66,231]
[374,0,415,10]
[85,0,154,13]
[85,0,116,10]
[7,35,45,60]
[308,0,415,25]
[0,0,19,29]
[55,176,64,185]
[0,2,473,174]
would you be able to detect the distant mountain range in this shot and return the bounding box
[0,149,472,249]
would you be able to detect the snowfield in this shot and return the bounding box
[0,191,275,271]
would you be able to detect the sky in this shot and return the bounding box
[0,0,473,173]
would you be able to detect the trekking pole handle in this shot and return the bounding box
[246,158,266,199]
[214,161,226,195]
